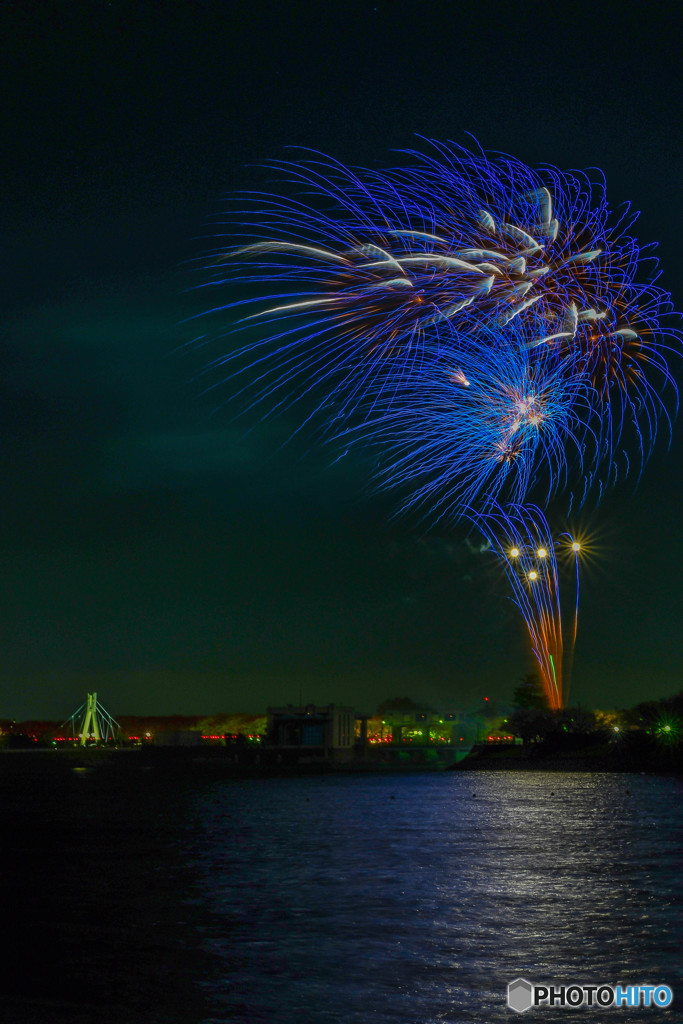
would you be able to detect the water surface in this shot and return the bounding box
[190,772,681,1023]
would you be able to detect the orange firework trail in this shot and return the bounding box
[471,503,581,709]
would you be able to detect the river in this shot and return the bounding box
[1,758,680,1022]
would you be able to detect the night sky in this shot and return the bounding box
[3,0,682,719]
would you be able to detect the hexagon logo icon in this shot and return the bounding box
[508,978,534,1013]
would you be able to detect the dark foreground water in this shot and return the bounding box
[191,771,682,1023]
[1,757,681,1023]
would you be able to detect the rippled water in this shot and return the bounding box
[190,772,681,1023]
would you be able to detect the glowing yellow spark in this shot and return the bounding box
[510,547,520,559]
[450,369,471,387]
[537,547,548,558]
[528,570,538,581]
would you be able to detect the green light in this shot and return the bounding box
[654,716,680,742]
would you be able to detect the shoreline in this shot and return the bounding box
[450,740,683,774]
[2,739,681,776]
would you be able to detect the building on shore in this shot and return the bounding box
[154,729,203,747]
[266,704,358,761]
[368,709,477,746]
[265,703,477,768]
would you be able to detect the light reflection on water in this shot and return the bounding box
[189,772,681,1023]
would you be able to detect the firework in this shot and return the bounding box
[471,503,581,710]
[403,141,680,462]
[204,139,679,475]
[344,319,592,525]
[209,141,680,711]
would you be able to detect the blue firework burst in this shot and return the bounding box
[340,319,592,525]
[199,139,679,509]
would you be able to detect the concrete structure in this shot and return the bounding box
[265,703,474,769]
[267,704,356,753]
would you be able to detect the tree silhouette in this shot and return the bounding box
[512,673,548,710]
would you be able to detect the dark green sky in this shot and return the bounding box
[2,0,682,718]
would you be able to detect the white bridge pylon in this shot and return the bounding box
[63,692,120,746]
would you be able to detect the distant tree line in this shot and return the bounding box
[504,674,683,745]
